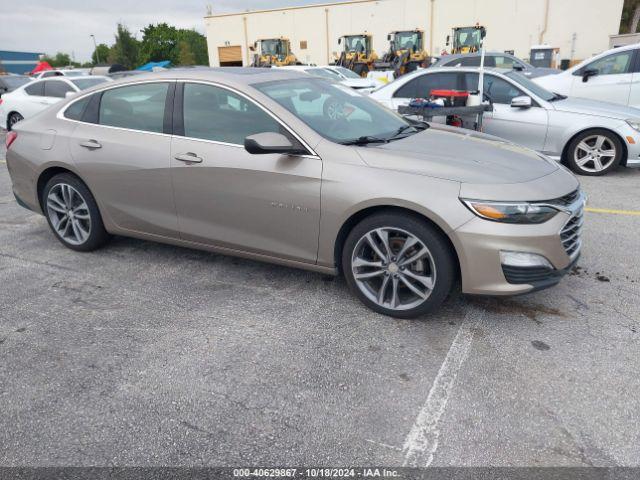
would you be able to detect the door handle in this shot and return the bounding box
[174,152,203,164]
[79,139,102,149]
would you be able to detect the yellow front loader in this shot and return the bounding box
[447,25,486,54]
[250,38,299,67]
[334,34,378,77]
[374,29,429,77]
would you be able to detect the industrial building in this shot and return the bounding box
[0,50,43,75]
[204,0,624,68]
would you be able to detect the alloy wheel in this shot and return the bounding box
[573,135,617,173]
[351,227,436,311]
[46,183,92,246]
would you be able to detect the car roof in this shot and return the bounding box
[105,67,311,87]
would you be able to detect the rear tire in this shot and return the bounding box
[566,129,622,176]
[342,212,456,319]
[7,112,23,131]
[42,173,111,252]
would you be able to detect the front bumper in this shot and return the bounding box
[452,192,584,295]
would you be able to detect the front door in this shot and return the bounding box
[570,49,634,106]
[464,73,548,151]
[170,82,322,264]
[68,81,179,238]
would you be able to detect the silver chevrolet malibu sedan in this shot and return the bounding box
[5,69,583,318]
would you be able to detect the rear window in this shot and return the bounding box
[24,82,45,96]
[71,78,110,91]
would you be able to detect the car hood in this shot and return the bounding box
[358,125,559,184]
[341,78,378,89]
[550,96,640,119]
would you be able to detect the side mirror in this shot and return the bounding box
[582,68,598,83]
[65,91,76,99]
[446,35,450,46]
[512,64,524,71]
[480,27,487,39]
[244,132,303,155]
[338,38,342,45]
[387,34,391,41]
[511,95,532,108]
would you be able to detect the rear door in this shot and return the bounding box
[169,81,322,263]
[68,81,179,238]
[570,49,634,106]
[463,72,548,151]
[390,71,461,112]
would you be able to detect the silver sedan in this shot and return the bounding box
[370,67,640,176]
[6,69,580,318]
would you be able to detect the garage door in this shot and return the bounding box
[218,46,243,66]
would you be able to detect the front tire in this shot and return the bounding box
[7,112,23,131]
[566,129,622,176]
[42,173,111,252]
[342,212,456,318]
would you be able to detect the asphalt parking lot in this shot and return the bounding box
[0,129,639,467]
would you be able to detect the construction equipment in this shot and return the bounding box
[446,25,486,55]
[374,29,429,78]
[250,38,299,67]
[335,34,378,77]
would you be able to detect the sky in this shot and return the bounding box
[0,1,349,62]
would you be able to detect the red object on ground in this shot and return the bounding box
[6,131,18,149]
[30,61,53,75]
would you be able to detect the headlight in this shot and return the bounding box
[626,119,640,131]
[461,199,560,224]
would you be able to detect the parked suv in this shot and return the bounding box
[432,52,560,79]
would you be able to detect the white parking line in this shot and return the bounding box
[401,306,485,467]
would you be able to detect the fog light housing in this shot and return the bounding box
[500,251,553,269]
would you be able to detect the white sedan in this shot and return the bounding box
[277,65,378,90]
[534,43,640,108]
[369,66,640,175]
[1,76,111,130]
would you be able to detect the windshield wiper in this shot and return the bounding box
[339,136,390,146]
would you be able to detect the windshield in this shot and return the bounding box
[71,77,110,90]
[333,66,361,79]
[395,32,422,51]
[254,78,411,144]
[344,36,368,53]
[308,68,339,80]
[261,40,286,57]
[455,28,482,47]
[1,76,30,88]
[504,71,556,101]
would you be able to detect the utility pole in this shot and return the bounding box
[90,34,100,65]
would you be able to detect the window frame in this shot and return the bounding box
[573,49,638,76]
[43,79,76,98]
[57,80,175,137]
[174,80,317,157]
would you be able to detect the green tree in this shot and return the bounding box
[177,29,209,65]
[92,43,111,65]
[139,23,179,64]
[620,0,640,33]
[177,40,196,66]
[41,52,72,68]
[108,23,140,70]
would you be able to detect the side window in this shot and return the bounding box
[44,80,74,98]
[182,83,283,145]
[494,56,516,68]
[463,73,525,104]
[41,71,59,78]
[579,51,633,76]
[64,95,92,121]
[394,73,461,98]
[24,82,45,96]
[457,56,482,67]
[99,83,169,133]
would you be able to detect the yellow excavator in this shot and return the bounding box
[335,34,378,77]
[374,29,429,77]
[250,38,299,67]
[447,24,486,54]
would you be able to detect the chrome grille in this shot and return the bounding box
[561,207,584,258]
